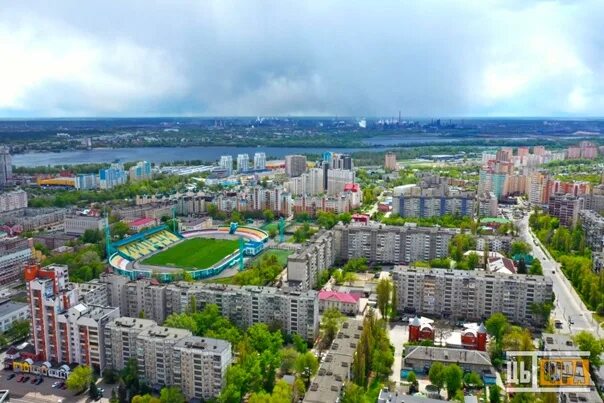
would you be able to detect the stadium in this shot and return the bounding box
[108,223,269,282]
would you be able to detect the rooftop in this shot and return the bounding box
[318,290,360,304]
[0,299,28,317]
[404,346,493,368]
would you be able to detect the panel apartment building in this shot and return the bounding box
[333,223,458,265]
[579,210,604,251]
[392,183,476,218]
[164,282,319,342]
[287,230,335,290]
[392,267,553,325]
[104,317,232,401]
[0,236,32,284]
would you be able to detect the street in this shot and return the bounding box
[516,214,601,337]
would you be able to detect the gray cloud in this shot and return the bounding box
[0,0,602,117]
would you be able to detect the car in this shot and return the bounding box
[36,378,43,385]
[22,376,30,383]
[554,320,563,329]
[60,383,67,390]
[16,375,23,382]
[31,377,38,384]
[52,381,60,388]
[7,373,16,380]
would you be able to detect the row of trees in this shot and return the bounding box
[351,309,394,388]
[530,211,604,314]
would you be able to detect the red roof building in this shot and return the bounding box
[319,291,360,315]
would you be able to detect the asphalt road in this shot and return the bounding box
[517,214,601,337]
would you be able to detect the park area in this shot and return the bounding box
[141,237,239,270]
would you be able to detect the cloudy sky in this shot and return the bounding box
[1,1,603,117]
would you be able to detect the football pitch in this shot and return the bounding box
[141,237,239,270]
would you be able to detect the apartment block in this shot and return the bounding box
[164,283,319,342]
[333,223,458,265]
[25,263,119,371]
[476,235,515,254]
[104,317,232,401]
[548,193,584,227]
[287,230,335,290]
[392,266,553,325]
[285,155,307,177]
[172,336,232,400]
[0,189,27,213]
[392,185,475,218]
[64,214,105,236]
[0,236,32,284]
[579,210,604,251]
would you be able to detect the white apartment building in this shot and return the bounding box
[287,230,335,290]
[237,154,249,172]
[253,152,266,170]
[0,300,29,332]
[173,336,232,400]
[104,317,156,371]
[64,214,105,236]
[333,223,458,265]
[285,155,307,177]
[327,168,355,196]
[219,155,233,176]
[0,189,27,213]
[392,266,553,325]
[164,283,319,342]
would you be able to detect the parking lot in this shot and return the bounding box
[0,369,110,403]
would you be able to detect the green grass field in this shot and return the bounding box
[141,238,239,270]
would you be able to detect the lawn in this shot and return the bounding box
[141,238,239,270]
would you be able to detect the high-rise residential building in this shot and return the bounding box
[327,169,355,195]
[0,146,12,188]
[219,155,233,176]
[384,152,397,171]
[548,193,584,227]
[579,210,604,252]
[331,153,353,170]
[237,154,249,172]
[392,183,475,218]
[129,161,152,182]
[104,317,232,401]
[164,283,319,342]
[478,170,506,200]
[0,236,32,284]
[478,192,498,217]
[527,171,550,205]
[75,173,100,190]
[392,266,553,325]
[516,147,529,157]
[533,146,546,155]
[285,155,307,177]
[253,152,266,170]
[287,231,335,290]
[0,189,27,213]
[172,336,232,400]
[333,223,458,265]
[24,263,119,371]
[286,168,324,196]
[99,161,126,189]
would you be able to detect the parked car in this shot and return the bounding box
[16,375,24,382]
[22,376,30,383]
[36,378,44,385]
[7,373,16,380]
[52,381,60,388]
[30,377,38,384]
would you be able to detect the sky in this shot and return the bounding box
[1,0,603,118]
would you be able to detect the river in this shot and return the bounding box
[11,146,374,167]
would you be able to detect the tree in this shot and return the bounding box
[463,371,483,388]
[390,284,398,319]
[295,351,319,386]
[428,362,445,394]
[466,252,479,270]
[320,308,344,348]
[376,279,392,319]
[517,258,527,274]
[160,386,186,403]
[483,241,490,268]
[341,382,367,403]
[529,258,543,275]
[407,371,419,394]
[573,331,604,368]
[110,388,119,403]
[292,333,308,353]
[89,381,100,399]
[280,348,299,375]
[164,312,198,333]
[117,380,128,403]
[66,365,94,392]
[443,364,463,398]
[263,209,275,223]
[489,385,502,403]
[132,395,160,403]
[511,240,531,256]
[485,312,509,352]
